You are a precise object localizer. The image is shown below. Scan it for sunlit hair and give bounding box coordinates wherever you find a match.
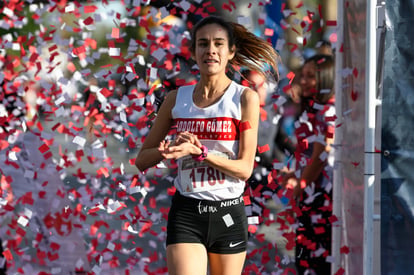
[304,54,335,103]
[189,16,279,81]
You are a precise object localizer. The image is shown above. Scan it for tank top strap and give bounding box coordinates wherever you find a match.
[176,85,196,105]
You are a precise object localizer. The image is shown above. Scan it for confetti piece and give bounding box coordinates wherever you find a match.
[83,5,98,13]
[248,216,260,225]
[109,48,121,56]
[264,28,274,37]
[222,213,235,227]
[326,20,337,26]
[353,67,359,78]
[351,90,358,101]
[38,143,50,153]
[111,28,120,39]
[340,246,350,254]
[17,216,29,227]
[72,136,86,147]
[239,121,251,131]
[83,17,94,25]
[238,16,251,26]
[3,250,12,261]
[258,144,270,153]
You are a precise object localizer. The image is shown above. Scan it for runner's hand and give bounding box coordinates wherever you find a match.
[174,131,202,148]
[158,139,201,160]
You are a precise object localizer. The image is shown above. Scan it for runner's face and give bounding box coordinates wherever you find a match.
[300,61,318,98]
[192,23,235,76]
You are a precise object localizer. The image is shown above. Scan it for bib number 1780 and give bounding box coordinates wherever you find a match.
[189,167,226,190]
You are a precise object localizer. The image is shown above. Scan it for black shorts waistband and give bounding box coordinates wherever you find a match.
[173,191,244,208]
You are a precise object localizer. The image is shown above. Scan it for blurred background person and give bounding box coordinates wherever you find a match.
[282,54,336,275]
[240,69,297,220]
[316,40,334,56]
[241,69,296,169]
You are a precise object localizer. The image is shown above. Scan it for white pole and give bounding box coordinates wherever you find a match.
[332,0,344,272]
[364,0,377,273]
[372,2,386,274]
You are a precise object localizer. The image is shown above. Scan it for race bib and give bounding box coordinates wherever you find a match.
[179,151,237,193]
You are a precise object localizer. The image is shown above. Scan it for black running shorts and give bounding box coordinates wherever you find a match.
[166,191,248,254]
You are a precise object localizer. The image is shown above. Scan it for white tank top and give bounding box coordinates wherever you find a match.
[171,81,246,200]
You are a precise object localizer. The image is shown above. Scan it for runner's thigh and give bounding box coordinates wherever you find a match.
[208,251,247,275]
[167,243,208,275]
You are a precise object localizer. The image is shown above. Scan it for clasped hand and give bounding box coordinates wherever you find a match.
[158,131,202,160]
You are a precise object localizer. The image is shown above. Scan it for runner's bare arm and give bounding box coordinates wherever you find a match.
[135,91,177,172]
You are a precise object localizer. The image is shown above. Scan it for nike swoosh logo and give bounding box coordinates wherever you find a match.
[229,241,244,248]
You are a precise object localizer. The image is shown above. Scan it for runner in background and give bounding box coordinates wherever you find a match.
[283,54,336,275]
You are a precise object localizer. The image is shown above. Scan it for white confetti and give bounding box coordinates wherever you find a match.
[24,170,35,179]
[237,16,251,27]
[319,151,328,161]
[12,43,20,51]
[54,106,65,117]
[51,267,62,274]
[107,242,115,251]
[152,48,166,61]
[247,216,260,225]
[273,162,284,170]
[65,3,75,12]
[3,7,14,18]
[55,96,66,106]
[8,151,17,161]
[91,265,101,274]
[222,213,234,227]
[17,216,29,227]
[180,0,191,11]
[109,47,120,56]
[73,136,86,147]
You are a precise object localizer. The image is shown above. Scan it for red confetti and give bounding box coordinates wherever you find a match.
[83,16,94,25]
[340,245,350,254]
[314,226,325,235]
[287,42,298,52]
[0,140,10,150]
[264,28,274,37]
[353,67,359,78]
[243,195,251,205]
[328,215,339,224]
[111,27,120,39]
[222,3,232,12]
[16,227,26,237]
[286,71,296,84]
[351,90,358,101]
[83,5,98,13]
[326,20,337,26]
[239,121,251,131]
[248,224,257,234]
[3,249,13,261]
[258,144,270,153]
[351,161,360,167]
[335,268,346,275]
